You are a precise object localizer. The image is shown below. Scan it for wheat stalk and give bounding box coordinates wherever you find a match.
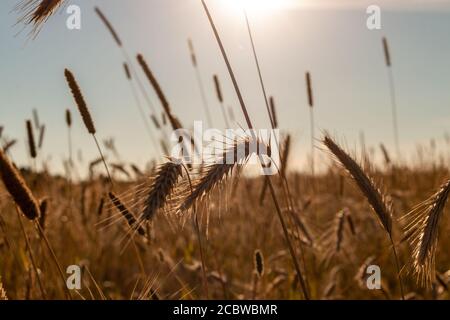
[0,150,40,220]
[64,68,113,186]
[382,37,400,160]
[201,0,309,299]
[323,135,392,234]
[401,179,450,286]
[323,134,405,299]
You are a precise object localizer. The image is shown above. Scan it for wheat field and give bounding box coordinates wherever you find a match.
[1,0,450,301]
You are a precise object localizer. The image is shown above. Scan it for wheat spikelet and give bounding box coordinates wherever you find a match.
[323,135,393,234]
[26,120,37,159]
[108,192,145,236]
[141,161,183,221]
[0,150,40,220]
[94,7,122,47]
[64,69,96,134]
[179,138,253,212]
[16,0,64,35]
[402,179,450,286]
[254,250,264,277]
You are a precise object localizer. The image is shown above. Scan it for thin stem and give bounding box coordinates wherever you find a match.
[16,208,47,299]
[182,163,209,299]
[389,235,405,300]
[127,77,161,155]
[92,134,114,187]
[244,10,274,129]
[309,107,315,178]
[201,0,309,299]
[220,101,230,128]
[35,221,72,299]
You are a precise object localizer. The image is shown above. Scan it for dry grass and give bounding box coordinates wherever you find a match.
[2,0,450,302]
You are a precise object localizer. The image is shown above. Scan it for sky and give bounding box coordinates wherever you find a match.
[1,0,450,176]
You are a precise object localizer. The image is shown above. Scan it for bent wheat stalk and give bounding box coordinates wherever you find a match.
[323,134,404,299]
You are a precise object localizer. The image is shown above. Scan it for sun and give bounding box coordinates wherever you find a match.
[224,0,294,14]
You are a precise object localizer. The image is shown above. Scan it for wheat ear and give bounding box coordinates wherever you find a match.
[0,150,40,220]
[401,179,450,286]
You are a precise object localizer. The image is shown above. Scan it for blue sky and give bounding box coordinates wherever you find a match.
[1,0,450,175]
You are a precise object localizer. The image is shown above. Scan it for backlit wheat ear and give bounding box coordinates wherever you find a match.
[179,138,253,212]
[323,134,406,299]
[64,69,96,134]
[16,0,64,36]
[401,179,450,287]
[140,161,183,221]
[0,150,40,220]
[323,135,392,234]
[26,120,37,159]
[108,192,145,236]
[254,250,265,278]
